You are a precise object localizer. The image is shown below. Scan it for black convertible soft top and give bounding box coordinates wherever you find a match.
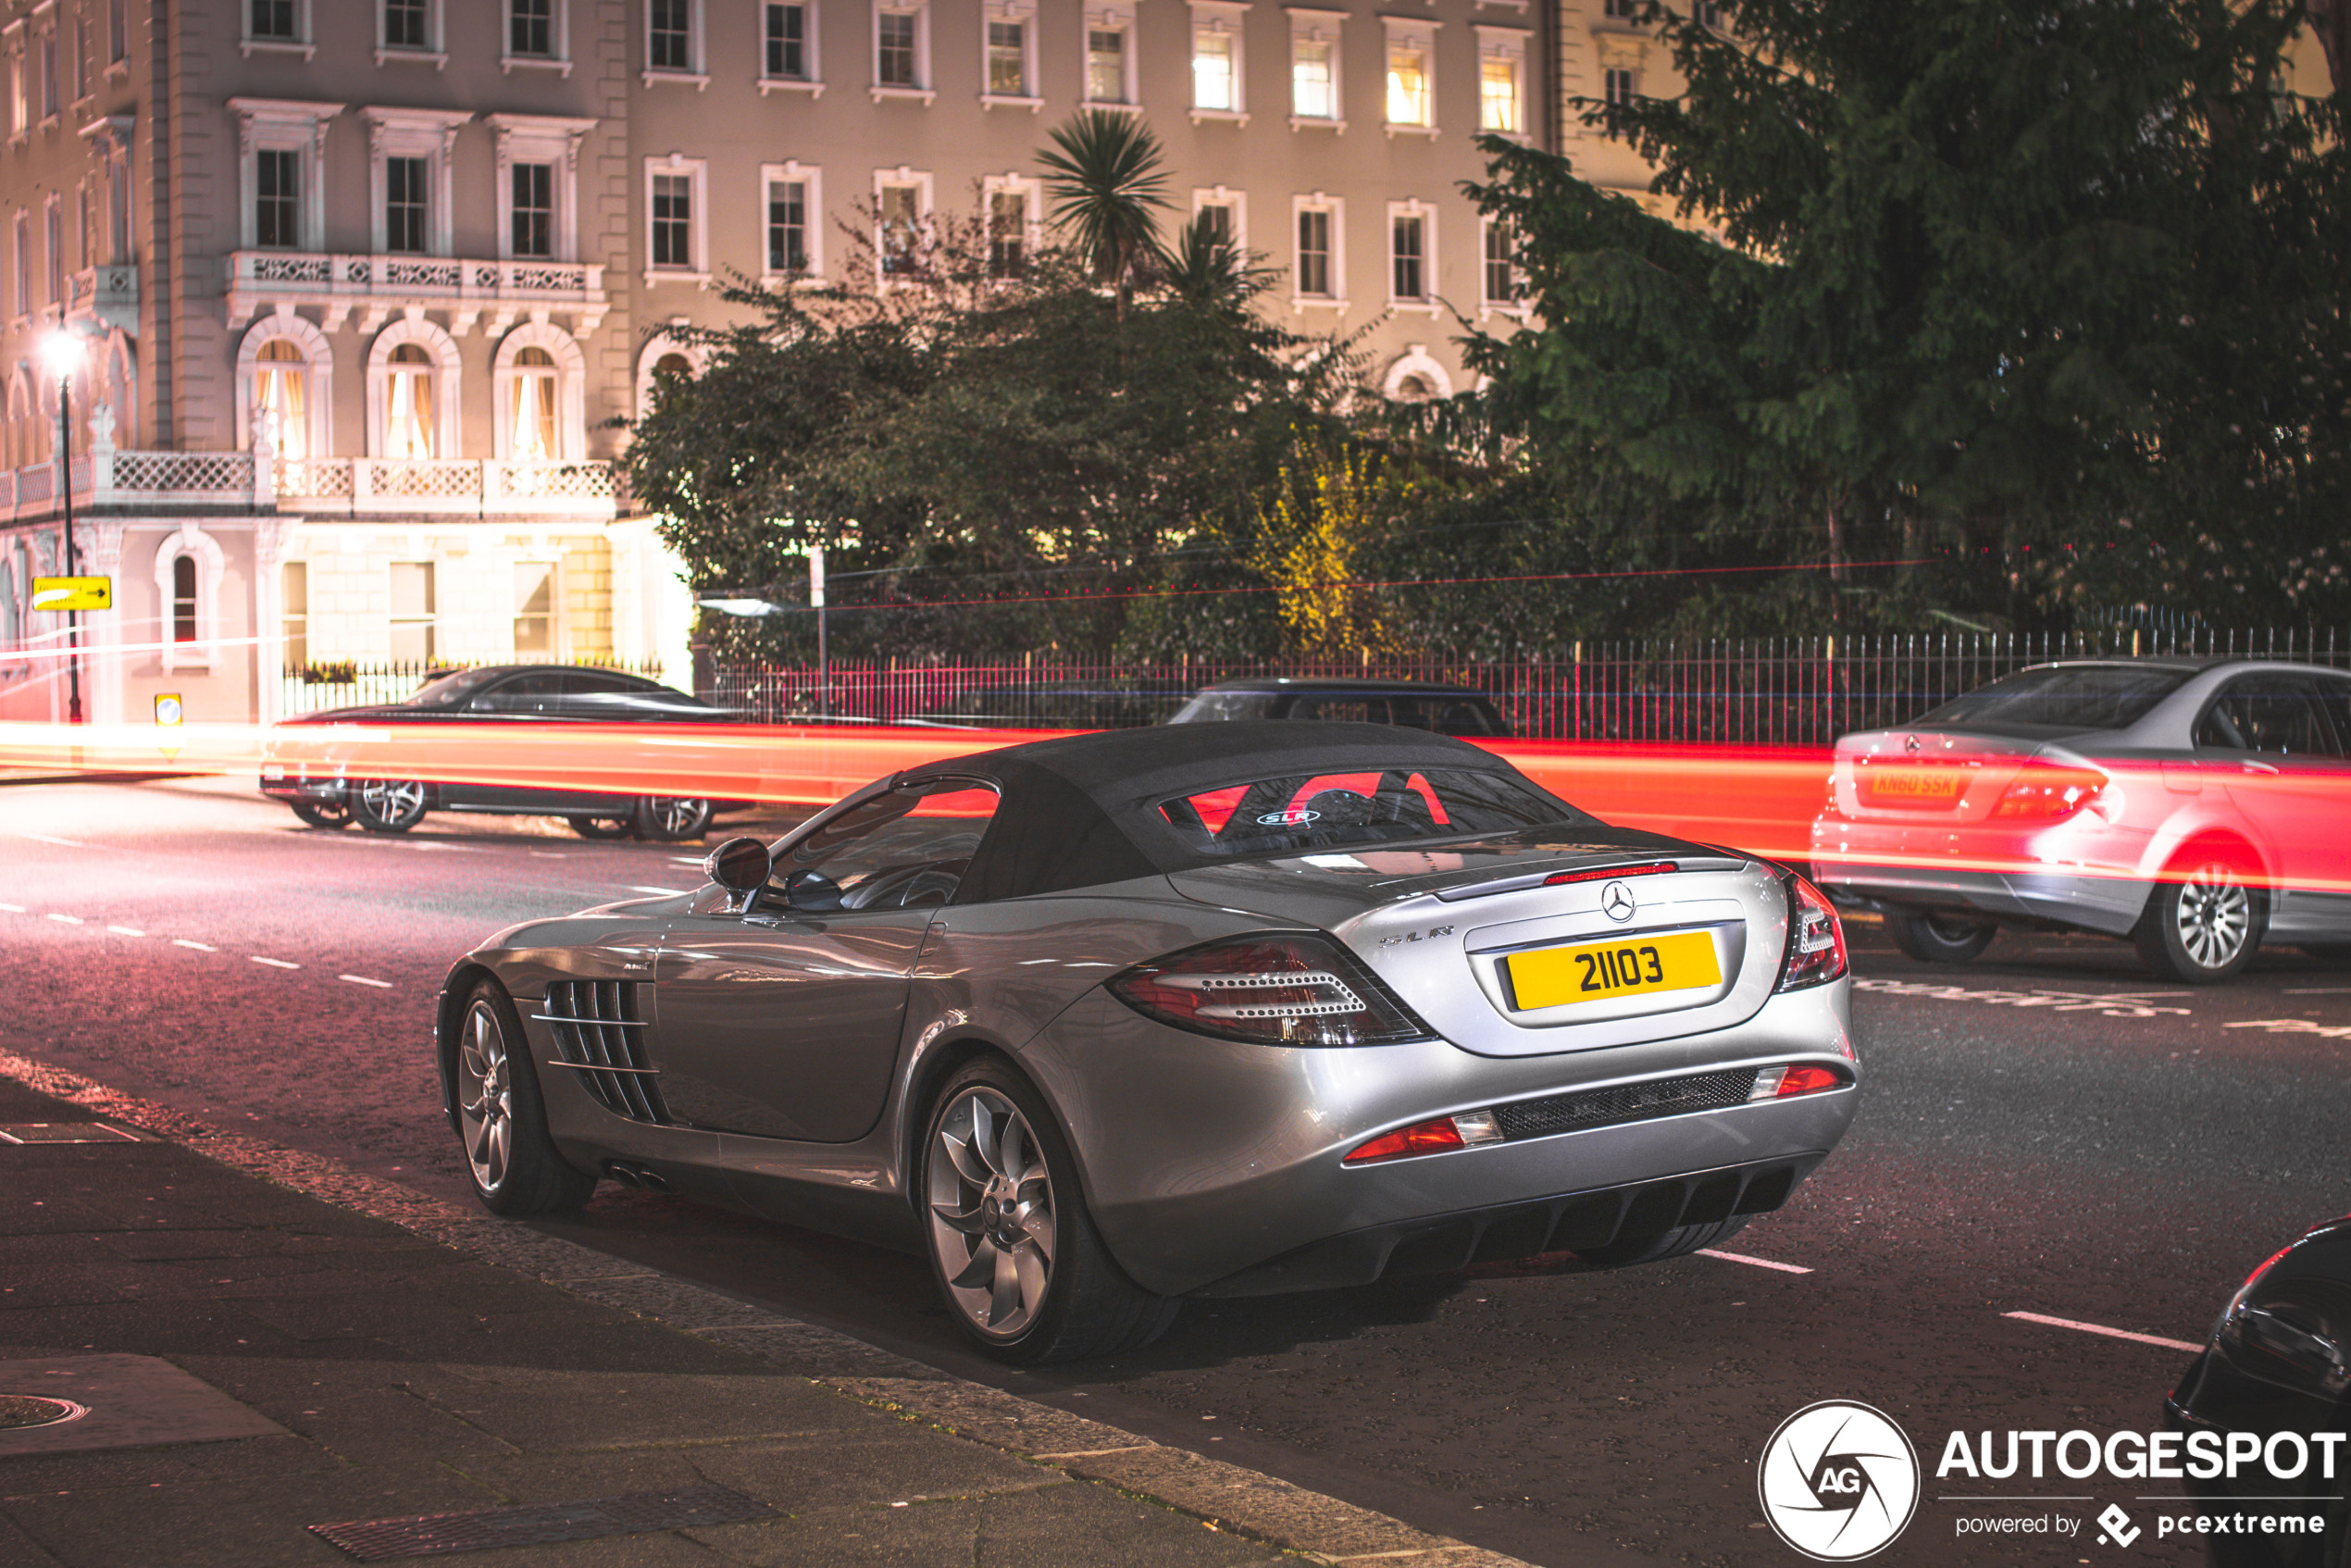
[894,721,1566,902]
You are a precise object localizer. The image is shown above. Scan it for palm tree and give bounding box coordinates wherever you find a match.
[1036,109,1172,318]
[1160,211,1274,316]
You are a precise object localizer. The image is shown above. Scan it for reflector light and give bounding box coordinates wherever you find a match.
[1990,762,2109,820]
[1777,874,1849,991]
[1109,934,1435,1048]
[1344,1116,1470,1164]
[1544,861,1677,886]
[1748,1064,1849,1100]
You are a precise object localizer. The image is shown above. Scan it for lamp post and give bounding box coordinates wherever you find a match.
[42,330,84,725]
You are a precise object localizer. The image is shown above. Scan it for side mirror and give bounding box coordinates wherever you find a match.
[703,837,772,910]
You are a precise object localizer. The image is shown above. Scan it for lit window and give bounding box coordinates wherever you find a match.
[511,346,559,462]
[282,561,309,669]
[1480,54,1521,133]
[649,0,692,69]
[1296,206,1331,296]
[877,11,917,85]
[389,562,436,665]
[989,189,1026,278]
[652,173,693,268]
[385,344,436,459]
[989,20,1026,94]
[1292,37,1334,118]
[767,178,807,272]
[514,563,554,654]
[1390,210,1425,301]
[1192,27,1234,111]
[172,556,198,644]
[511,164,554,258]
[385,156,428,255]
[255,149,299,248]
[1386,44,1428,126]
[878,182,921,274]
[766,2,809,77]
[256,339,310,461]
[1087,26,1127,103]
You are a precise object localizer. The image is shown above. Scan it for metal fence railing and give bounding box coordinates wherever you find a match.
[279,657,667,717]
[707,625,2350,745]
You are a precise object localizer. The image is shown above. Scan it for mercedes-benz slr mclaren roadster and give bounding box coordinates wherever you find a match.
[437,723,1860,1362]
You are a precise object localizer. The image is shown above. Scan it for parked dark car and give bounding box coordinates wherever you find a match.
[1168,678,1513,738]
[2169,1216,2351,1564]
[260,665,745,840]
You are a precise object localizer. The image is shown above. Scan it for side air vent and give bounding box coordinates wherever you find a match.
[1494,1067,1759,1141]
[535,981,668,1125]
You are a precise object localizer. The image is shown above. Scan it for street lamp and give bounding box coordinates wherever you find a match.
[41,329,85,724]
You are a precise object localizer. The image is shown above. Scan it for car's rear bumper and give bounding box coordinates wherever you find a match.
[1019,982,1857,1298]
[1810,818,2153,936]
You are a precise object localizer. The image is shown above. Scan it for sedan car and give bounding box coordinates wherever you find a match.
[1167,677,1513,737]
[438,721,1858,1362]
[1812,658,2351,983]
[2168,1217,2351,1565]
[261,664,742,840]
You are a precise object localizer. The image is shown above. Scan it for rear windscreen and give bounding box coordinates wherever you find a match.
[1910,666,2192,732]
[1156,767,1586,857]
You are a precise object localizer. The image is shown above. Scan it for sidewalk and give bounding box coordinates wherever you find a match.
[0,1060,1526,1568]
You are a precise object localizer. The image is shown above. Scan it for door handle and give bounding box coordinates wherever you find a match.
[2240,760,2281,775]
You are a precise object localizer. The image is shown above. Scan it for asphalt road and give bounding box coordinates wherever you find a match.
[6,775,2351,1567]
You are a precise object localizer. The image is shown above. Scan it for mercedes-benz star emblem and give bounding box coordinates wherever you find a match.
[1601,880,1637,923]
[1903,734,1922,754]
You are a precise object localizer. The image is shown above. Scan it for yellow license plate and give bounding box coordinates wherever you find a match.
[1863,767,1965,800]
[1506,930,1723,1011]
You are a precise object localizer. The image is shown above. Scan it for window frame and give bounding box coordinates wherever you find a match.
[981,171,1040,280]
[489,114,594,264]
[873,166,933,282]
[1286,7,1344,130]
[979,0,1038,108]
[388,559,438,666]
[360,106,466,258]
[1188,0,1247,122]
[376,0,446,66]
[241,0,315,59]
[155,527,226,674]
[761,0,823,93]
[871,0,932,100]
[1191,185,1248,254]
[643,155,710,283]
[1474,24,1528,138]
[230,97,341,254]
[504,0,572,75]
[1081,2,1138,107]
[491,321,586,464]
[1380,16,1437,134]
[235,310,336,459]
[1290,192,1343,307]
[1386,198,1433,308]
[642,0,708,85]
[760,159,825,281]
[1478,215,1526,317]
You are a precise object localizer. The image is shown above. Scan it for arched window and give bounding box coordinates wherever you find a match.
[511,345,558,461]
[385,343,436,458]
[172,554,197,643]
[255,339,309,460]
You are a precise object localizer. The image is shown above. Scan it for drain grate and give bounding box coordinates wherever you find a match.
[309,1483,777,1560]
[0,1123,141,1143]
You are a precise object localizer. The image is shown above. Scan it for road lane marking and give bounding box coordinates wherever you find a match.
[250,956,300,970]
[107,926,143,937]
[2225,1018,2351,1039]
[2285,988,2351,995]
[12,832,86,847]
[338,975,393,989]
[172,939,218,952]
[0,902,23,912]
[1698,1249,1812,1275]
[1851,977,2190,1018]
[529,852,569,859]
[2002,1311,2201,1353]
[45,914,82,925]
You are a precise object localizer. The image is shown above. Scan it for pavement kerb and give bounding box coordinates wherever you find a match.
[0,1045,1539,1568]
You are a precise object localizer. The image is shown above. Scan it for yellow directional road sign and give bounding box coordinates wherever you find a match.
[155,694,183,727]
[31,576,110,612]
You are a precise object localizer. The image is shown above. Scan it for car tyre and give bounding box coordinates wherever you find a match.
[353,779,429,833]
[2134,850,2266,984]
[921,1058,1177,1364]
[634,796,714,842]
[568,815,638,840]
[1574,1214,1749,1269]
[453,980,595,1216]
[1886,910,1997,964]
[290,800,352,829]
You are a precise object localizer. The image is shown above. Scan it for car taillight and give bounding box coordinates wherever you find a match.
[1343,1111,1505,1164]
[1543,861,1676,886]
[1778,874,1847,991]
[1748,1064,1848,1098]
[1108,933,1436,1048]
[1991,763,2108,819]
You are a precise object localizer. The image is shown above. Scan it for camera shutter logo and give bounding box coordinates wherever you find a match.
[1757,1400,1921,1561]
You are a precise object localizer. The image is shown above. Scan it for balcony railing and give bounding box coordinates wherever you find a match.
[0,448,623,522]
[225,251,608,334]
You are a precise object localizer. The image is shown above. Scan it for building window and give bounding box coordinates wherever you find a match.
[256,339,310,460]
[1385,39,1429,127]
[384,0,429,49]
[511,163,554,257]
[1603,66,1637,134]
[109,0,128,65]
[384,343,436,458]
[649,0,693,69]
[514,563,554,654]
[389,562,435,665]
[1192,190,1243,250]
[767,2,810,78]
[1481,218,1523,307]
[1479,49,1522,133]
[256,149,299,247]
[1296,205,1332,296]
[1291,32,1337,119]
[767,177,807,272]
[877,10,918,86]
[989,188,1026,277]
[385,156,428,254]
[1389,207,1426,302]
[988,19,1026,94]
[1191,4,1250,118]
[106,156,129,261]
[7,55,23,137]
[282,561,308,670]
[510,346,559,461]
[1085,18,1131,104]
[11,214,27,317]
[877,180,922,275]
[251,0,299,42]
[40,30,58,120]
[43,200,60,307]
[651,172,692,268]
[1694,0,1721,28]
[511,0,554,56]
[1602,0,1640,18]
[172,555,198,644]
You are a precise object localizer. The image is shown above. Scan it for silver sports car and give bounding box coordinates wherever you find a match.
[438,723,1859,1362]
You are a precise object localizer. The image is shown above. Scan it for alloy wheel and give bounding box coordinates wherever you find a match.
[2173,863,2253,972]
[456,1000,514,1193]
[357,778,426,827]
[927,1088,1056,1339]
